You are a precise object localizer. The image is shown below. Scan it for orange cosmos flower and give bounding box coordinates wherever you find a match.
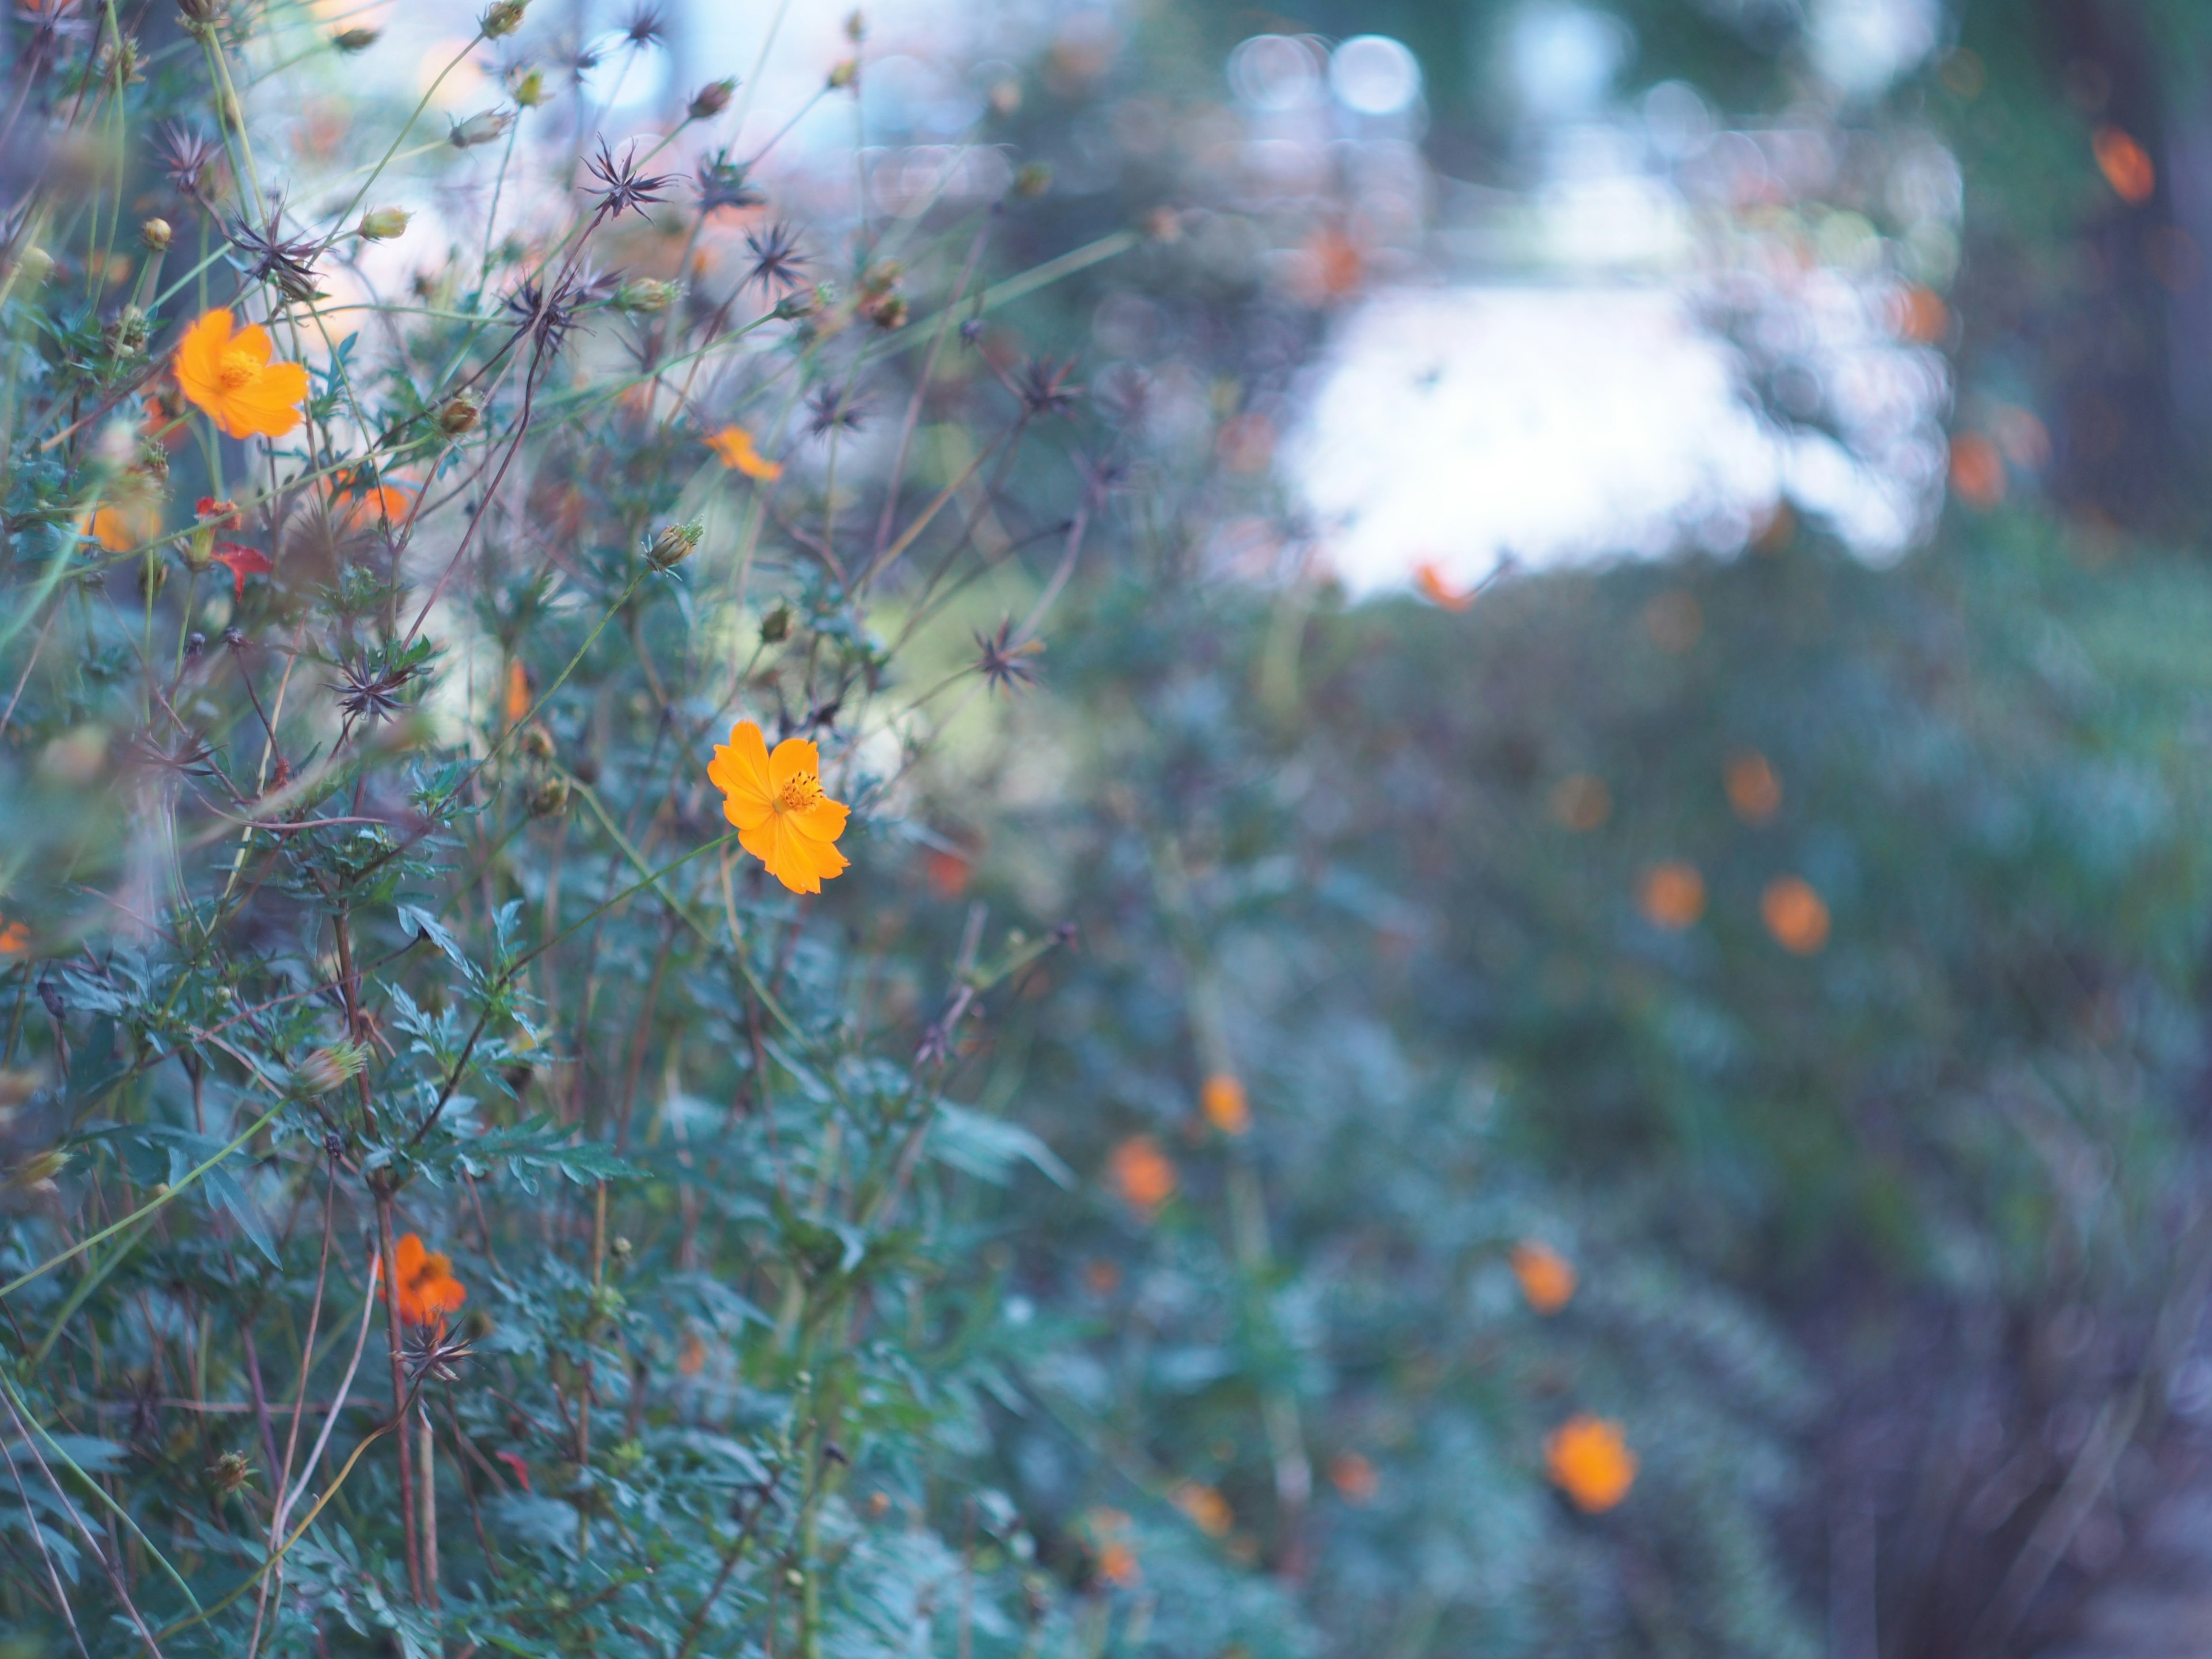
[1510,1240,1577,1314]
[706,424,783,481]
[0,919,30,956]
[709,720,850,895]
[1109,1134,1177,1214]
[175,308,309,439]
[1545,1414,1636,1513]
[1170,1480,1234,1537]
[2093,124,2155,204]
[1329,1452,1379,1505]
[1199,1071,1251,1135]
[391,1232,467,1327]
[1637,862,1705,930]
[1762,876,1830,955]
[504,659,533,726]
[1413,560,1475,611]
[1949,433,2005,509]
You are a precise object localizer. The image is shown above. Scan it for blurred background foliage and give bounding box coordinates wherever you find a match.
[8,0,2212,1654]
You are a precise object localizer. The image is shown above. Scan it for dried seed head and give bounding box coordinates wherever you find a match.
[332,26,379,50]
[357,206,410,241]
[613,277,678,315]
[450,108,515,148]
[529,775,571,817]
[646,520,703,569]
[288,1042,368,1097]
[520,722,556,760]
[480,0,527,37]
[139,216,172,252]
[437,390,483,434]
[688,78,735,119]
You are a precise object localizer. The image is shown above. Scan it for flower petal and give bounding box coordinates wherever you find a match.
[230,321,275,367]
[721,721,772,791]
[788,795,849,842]
[769,737,820,789]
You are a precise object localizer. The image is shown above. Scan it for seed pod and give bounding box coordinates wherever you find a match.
[647,521,703,570]
[450,108,514,149]
[357,206,410,241]
[332,26,378,50]
[828,58,858,90]
[140,217,173,252]
[688,78,736,119]
[614,278,678,315]
[437,390,482,434]
[520,722,555,760]
[529,775,571,817]
[480,0,526,38]
[760,603,793,643]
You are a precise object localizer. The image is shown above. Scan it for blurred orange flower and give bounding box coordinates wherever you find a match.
[1413,561,1474,611]
[1637,862,1705,930]
[1097,1541,1141,1587]
[0,920,29,956]
[1200,1071,1250,1135]
[1170,1479,1233,1537]
[1109,1135,1177,1214]
[1949,434,2006,509]
[708,721,850,895]
[393,1233,467,1327]
[707,424,783,480]
[1328,1452,1380,1505]
[2093,124,2156,204]
[1549,774,1611,832]
[1761,876,1830,955]
[504,659,532,726]
[1546,1414,1636,1512]
[175,308,308,439]
[1511,1240,1577,1314]
[1725,752,1782,824]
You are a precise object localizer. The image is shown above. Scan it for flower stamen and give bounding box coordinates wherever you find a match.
[777,772,823,814]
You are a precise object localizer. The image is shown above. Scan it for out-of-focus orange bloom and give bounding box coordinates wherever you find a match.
[84,502,153,553]
[1512,1240,1578,1313]
[1413,561,1474,611]
[0,920,30,955]
[1549,774,1611,833]
[2093,125,2156,204]
[1949,434,2006,509]
[1892,284,1950,343]
[1082,1257,1123,1296]
[1329,1452,1379,1505]
[1546,1414,1636,1512]
[677,1329,707,1376]
[1097,1541,1141,1586]
[1762,876,1830,955]
[1726,752,1782,824]
[707,424,783,480]
[1109,1135,1177,1214]
[392,1232,467,1327]
[923,847,971,898]
[175,308,308,439]
[1200,1071,1251,1135]
[1170,1480,1233,1537]
[504,659,532,726]
[1637,863,1705,930]
[1302,224,1365,301]
[707,721,850,895]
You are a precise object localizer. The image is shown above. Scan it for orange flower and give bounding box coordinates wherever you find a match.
[1199,1071,1251,1135]
[706,424,783,481]
[1109,1135,1177,1214]
[1761,876,1830,955]
[2093,124,2155,204]
[1725,751,1782,824]
[1328,1452,1379,1505]
[1170,1480,1234,1537]
[1636,862,1705,930]
[175,309,309,439]
[85,501,157,553]
[504,659,532,726]
[1413,561,1474,611]
[708,720,850,895]
[1546,1414,1636,1512]
[392,1232,467,1328]
[0,920,30,955]
[1949,433,2005,509]
[1548,774,1611,832]
[1510,1240,1577,1314]
[1096,1541,1141,1588]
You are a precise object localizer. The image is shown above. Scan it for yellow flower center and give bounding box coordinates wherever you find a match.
[776,772,824,815]
[217,348,260,391]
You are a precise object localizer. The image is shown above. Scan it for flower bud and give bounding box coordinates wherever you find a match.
[759,603,793,643]
[107,307,150,358]
[437,391,482,434]
[140,216,172,252]
[688,78,735,119]
[207,1451,254,1495]
[863,292,907,330]
[520,722,556,760]
[771,285,826,322]
[844,9,865,41]
[828,58,858,90]
[332,26,378,51]
[512,66,548,107]
[136,554,169,600]
[10,247,52,288]
[529,775,571,817]
[5,1147,69,1193]
[646,521,703,570]
[287,1042,366,1097]
[450,108,515,149]
[1014,161,1052,199]
[176,0,220,28]
[357,206,410,241]
[614,277,677,315]
[480,0,526,38]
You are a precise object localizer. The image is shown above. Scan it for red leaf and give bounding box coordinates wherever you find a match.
[211,541,272,600]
